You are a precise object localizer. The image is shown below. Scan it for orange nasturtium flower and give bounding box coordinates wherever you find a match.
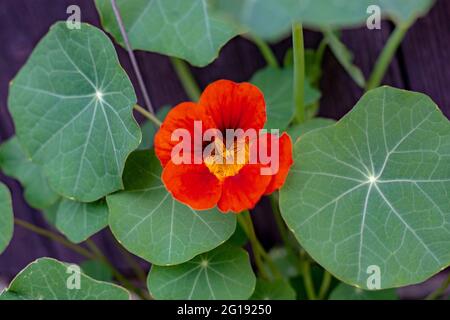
[154,80,293,213]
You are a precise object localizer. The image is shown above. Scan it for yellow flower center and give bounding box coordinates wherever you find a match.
[204,138,249,181]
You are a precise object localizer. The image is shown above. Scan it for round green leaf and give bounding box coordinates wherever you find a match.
[0,183,13,254]
[95,0,239,67]
[287,118,336,143]
[280,87,450,289]
[80,260,113,282]
[8,22,141,202]
[55,199,109,243]
[0,258,129,300]
[148,245,256,299]
[107,150,236,265]
[0,137,59,209]
[329,283,397,300]
[251,67,320,131]
[250,279,296,300]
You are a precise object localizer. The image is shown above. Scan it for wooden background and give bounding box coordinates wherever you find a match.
[1,0,449,298]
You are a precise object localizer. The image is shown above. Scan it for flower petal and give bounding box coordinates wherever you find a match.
[199,80,266,132]
[263,133,294,194]
[154,102,213,167]
[162,161,222,210]
[218,164,271,213]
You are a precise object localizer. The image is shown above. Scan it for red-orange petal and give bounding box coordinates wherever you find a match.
[162,161,222,210]
[154,102,214,167]
[199,80,267,132]
[264,133,294,195]
[217,164,271,213]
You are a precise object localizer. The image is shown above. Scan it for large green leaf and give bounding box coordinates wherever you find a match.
[8,22,141,202]
[329,283,398,300]
[107,150,236,265]
[95,0,238,67]
[250,67,320,131]
[0,137,59,209]
[0,258,129,300]
[280,87,450,289]
[148,245,255,299]
[55,199,109,243]
[80,260,113,282]
[250,279,296,300]
[214,0,434,41]
[0,183,13,254]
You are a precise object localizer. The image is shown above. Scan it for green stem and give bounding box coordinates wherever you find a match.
[237,213,270,280]
[116,242,148,286]
[251,36,279,68]
[301,253,317,300]
[318,270,332,299]
[133,104,161,126]
[366,21,412,91]
[426,273,450,300]
[170,57,201,101]
[269,194,291,250]
[292,22,306,124]
[14,218,95,260]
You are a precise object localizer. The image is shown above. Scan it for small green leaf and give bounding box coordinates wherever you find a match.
[267,247,299,279]
[107,150,236,265]
[251,67,320,130]
[0,137,59,209]
[138,105,171,150]
[0,258,129,300]
[287,118,336,143]
[148,245,256,299]
[8,22,141,202]
[280,87,450,289]
[95,0,239,67]
[80,260,113,282]
[55,199,109,244]
[250,279,296,300]
[329,283,398,300]
[323,30,365,88]
[0,183,13,254]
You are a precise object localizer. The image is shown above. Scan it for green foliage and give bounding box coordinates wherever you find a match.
[138,106,171,150]
[329,282,398,300]
[95,0,239,67]
[8,22,141,202]
[0,258,129,300]
[250,279,296,300]
[280,87,450,289]
[148,244,256,299]
[287,118,336,143]
[80,260,113,282]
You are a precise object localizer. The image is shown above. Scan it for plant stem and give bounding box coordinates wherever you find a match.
[292,22,306,124]
[301,252,317,300]
[85,240,150,300]
[110,0,155,113]
[14,218,95,259]
[318,270,333,299]
[116,241,148,286]
[426,273,450,300]
[237,213,270,280]
[170,57,201,101]
[251,36,279,68]
[366,21,412,91]
[133,104,161,126]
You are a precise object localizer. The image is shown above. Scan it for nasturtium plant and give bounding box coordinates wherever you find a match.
[107,150,236,265]
[8,22,141,202]
[0,183,13,254]
[95,0,239,67]
[147,245,255,299]
[0,258,129,300]
[280,87,450,289]
[1,0,448,302]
